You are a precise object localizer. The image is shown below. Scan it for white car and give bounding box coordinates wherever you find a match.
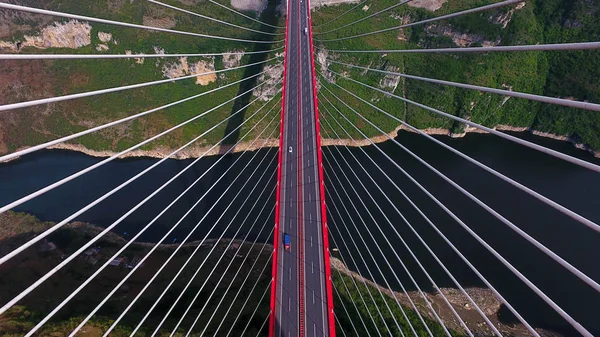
[304,27,308,35]
[288,146,293,153]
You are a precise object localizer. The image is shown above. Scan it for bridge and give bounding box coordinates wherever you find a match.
[0,0,599,336]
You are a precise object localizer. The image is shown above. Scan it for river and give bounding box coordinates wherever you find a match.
[1,131,599,336]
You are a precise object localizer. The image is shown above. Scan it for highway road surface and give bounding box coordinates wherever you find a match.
[275,0,330,335]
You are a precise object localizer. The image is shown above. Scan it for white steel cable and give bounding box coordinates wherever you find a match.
[334,311,350,337]
[323,134,475,337]
[0,3,283,44]
[324,187,415,337]
[207,0,284,29]
[318,80,593,336]
[147,0,284,36]
[222,247,277,337]
[21,90,281,337]
[239,282,274,337]
[323,68,600,174]
[328,232,384,337]
[204,206,277,337]
[77,100,280,337]
[194,227,276,336]
[316,0,522,42]
[0,67,272,163]
[325,225,393,337]
[99,150,279,337]
[0,77,276,266]
[331,278,362,337]
[320,41,600,54]
[38,97,282,335]
[320,106,504,337]
[319,93,541,336]
[143,172,278,336]
[253,307,272,337]
[312,0,369,29]
[328,59,600,113]
[0,48,282,60]
[98,161,277,335]
[327,187,439,337]
[0,57,279,113]
[314,0,413,36]
[330,261,374,336]
[0,80,279,316]
[194,214,276,336]
[328,231,406,337]
[322,74,600,291]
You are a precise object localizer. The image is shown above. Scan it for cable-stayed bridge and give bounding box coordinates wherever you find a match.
[0,0,599,336]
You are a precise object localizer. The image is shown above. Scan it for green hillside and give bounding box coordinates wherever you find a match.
[313,0,600,150]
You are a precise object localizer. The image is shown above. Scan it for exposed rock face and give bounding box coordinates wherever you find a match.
[310,0,361,10]
[191,58,217,85]
[253,63,283,101]
[317,48,334,83]
[162,57,217,85]
[379,65,401,93]
[231,0,267,13]
[488,1,526,28]
[0,20,91,51]
[222,50,244,69]
[424,24,500,47]
[142,16,176,29]
[98,31,113,43]
[406,0,448,11]
[95,44,109,51]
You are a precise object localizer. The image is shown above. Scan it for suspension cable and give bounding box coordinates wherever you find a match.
[0,3,283,44]
[327,186,439,337]
[208,206,277,336]
[332,66,600,166]
[0,66,273,163]
[0,47,282,60]
[328,59,600,113]
[243,283,276,337]
[320,41,600,54]
[326,225,395,337]
[193,226,276,336]
[318,79,593,336]
[0,80,280,315]
[312,0,369,29]
[319,92,541,336]
[74,100,280,337]
[207,0,284,29]
[324,68,600,223]
[19,90,281,336]
[333,311,350,337]
[314,0,413,36]
[315,0,521,42]
[322,73,600,291]
[328,227,409,337]
[320,104,504,336]
[65,111,276,337]
[0,56,279,113]
[331,278,362,337]
[330,257,375,336]
[0,77,277,266]
[99,157,279,337]
[322,125,478,337]
[147,0,284,36]
[145,177,277,336]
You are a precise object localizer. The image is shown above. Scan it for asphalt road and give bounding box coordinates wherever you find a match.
[275,0,329,335]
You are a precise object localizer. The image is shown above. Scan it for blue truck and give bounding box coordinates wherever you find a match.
[284,233,291,251]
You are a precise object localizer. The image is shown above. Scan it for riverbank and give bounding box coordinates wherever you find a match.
[3,122,594,163]
[331,256,559,337]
